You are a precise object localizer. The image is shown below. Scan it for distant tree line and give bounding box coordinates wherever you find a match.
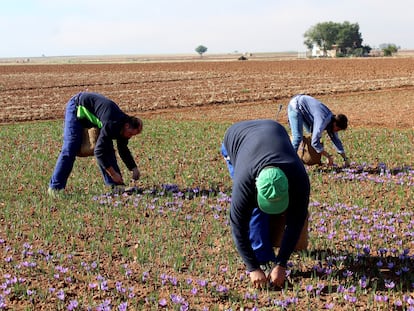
[304,21,399,57]
[379,43,399,56]
[194,22,399,58]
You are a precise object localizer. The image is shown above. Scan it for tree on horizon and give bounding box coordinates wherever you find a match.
[195,45,208,57]
[304,21,371,57]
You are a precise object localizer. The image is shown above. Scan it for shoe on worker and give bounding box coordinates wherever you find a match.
[47,187,63,198]
[111,185,125,195]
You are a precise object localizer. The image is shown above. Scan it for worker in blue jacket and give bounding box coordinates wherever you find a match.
[221,119,310,288]
[287,94,350,166]
[48,92,143,197]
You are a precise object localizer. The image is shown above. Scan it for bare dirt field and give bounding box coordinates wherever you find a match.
[1,57,413,128]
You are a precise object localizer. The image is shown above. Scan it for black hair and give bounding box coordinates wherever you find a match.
[334,114,348,130]
[125,116,143,131]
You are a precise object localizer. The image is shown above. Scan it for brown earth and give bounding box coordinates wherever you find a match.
[1,57,414,128]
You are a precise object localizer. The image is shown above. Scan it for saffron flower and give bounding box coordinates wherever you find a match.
[67,299,78,311]
[57,289,65,301]
[159,298,167,307]
[118,302,127,311]
[385,280,395,289]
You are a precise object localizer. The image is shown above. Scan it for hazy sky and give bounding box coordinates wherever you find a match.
[1,0,413,58]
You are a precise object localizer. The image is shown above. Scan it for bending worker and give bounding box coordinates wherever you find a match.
[287,94,350,166]
[48,92,143,197]
[221,119,310,288]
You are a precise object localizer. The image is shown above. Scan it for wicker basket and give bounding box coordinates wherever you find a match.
[270,213,309,251]
[297,135,322,166]
[77,127,100,157]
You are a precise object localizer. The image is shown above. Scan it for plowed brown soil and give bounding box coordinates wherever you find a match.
[1,57,413,128]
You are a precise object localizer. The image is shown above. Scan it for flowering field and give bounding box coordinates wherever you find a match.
[0,58,413,310]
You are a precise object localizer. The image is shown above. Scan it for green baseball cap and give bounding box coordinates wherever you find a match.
[256,167,289,214]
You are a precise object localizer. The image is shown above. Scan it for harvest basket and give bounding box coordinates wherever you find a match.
[297,135,322,166]
[77,127,100,157]
[270,213,309,251]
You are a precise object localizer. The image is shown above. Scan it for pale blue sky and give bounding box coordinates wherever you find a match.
[1,0,413,58]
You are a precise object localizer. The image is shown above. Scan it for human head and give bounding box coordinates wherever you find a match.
[122,116,143,139]
[333,114,348,132]
[255,167,289,214]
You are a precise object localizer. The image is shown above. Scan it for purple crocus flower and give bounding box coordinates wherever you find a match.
[197,279,208,287]
[67,299,78,311]
[342,270,353,278]
[57,289,65,301]
[394,300,403,307]
[160,273,168,285]
[88,282,98,289]
[142,271,149,282]
[363,245,370,255]
[305,284,313,292]
[337,285,345,293]
[385,280,395,289]
[170,294,185,304]
[118,302,128,311]
[100,281,108,291]
[359,278,367,289]
[116,281,126,293]
[26,289,35,296]
[216,285,228,293]
[128,289,135,299]
[169,276,178,286]
[159,298,167,307]
[96,299,111,311]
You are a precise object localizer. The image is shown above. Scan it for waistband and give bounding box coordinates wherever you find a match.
[71,92,83,106]
[289,94,302,111]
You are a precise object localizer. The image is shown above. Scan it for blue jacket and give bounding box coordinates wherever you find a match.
[295,95,345,154]
[223,120,310,271]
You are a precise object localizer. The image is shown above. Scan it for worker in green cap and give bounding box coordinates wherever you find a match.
[221,119,310,288]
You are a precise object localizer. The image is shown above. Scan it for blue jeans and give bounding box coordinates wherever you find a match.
[49,96,119,190]
[288,99,311,152]
[98,151,121,186]
[221,143,276,264]
[49,97,83,190]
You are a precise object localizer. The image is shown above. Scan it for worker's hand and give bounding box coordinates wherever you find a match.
[106,166,124,185]
[111,172,124,185]
[131,167,140,180]
[342,155,350,167]
[269,265,286,288]
[321,151,334,167]
[249,269,268,289]
[326,155,334,166]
